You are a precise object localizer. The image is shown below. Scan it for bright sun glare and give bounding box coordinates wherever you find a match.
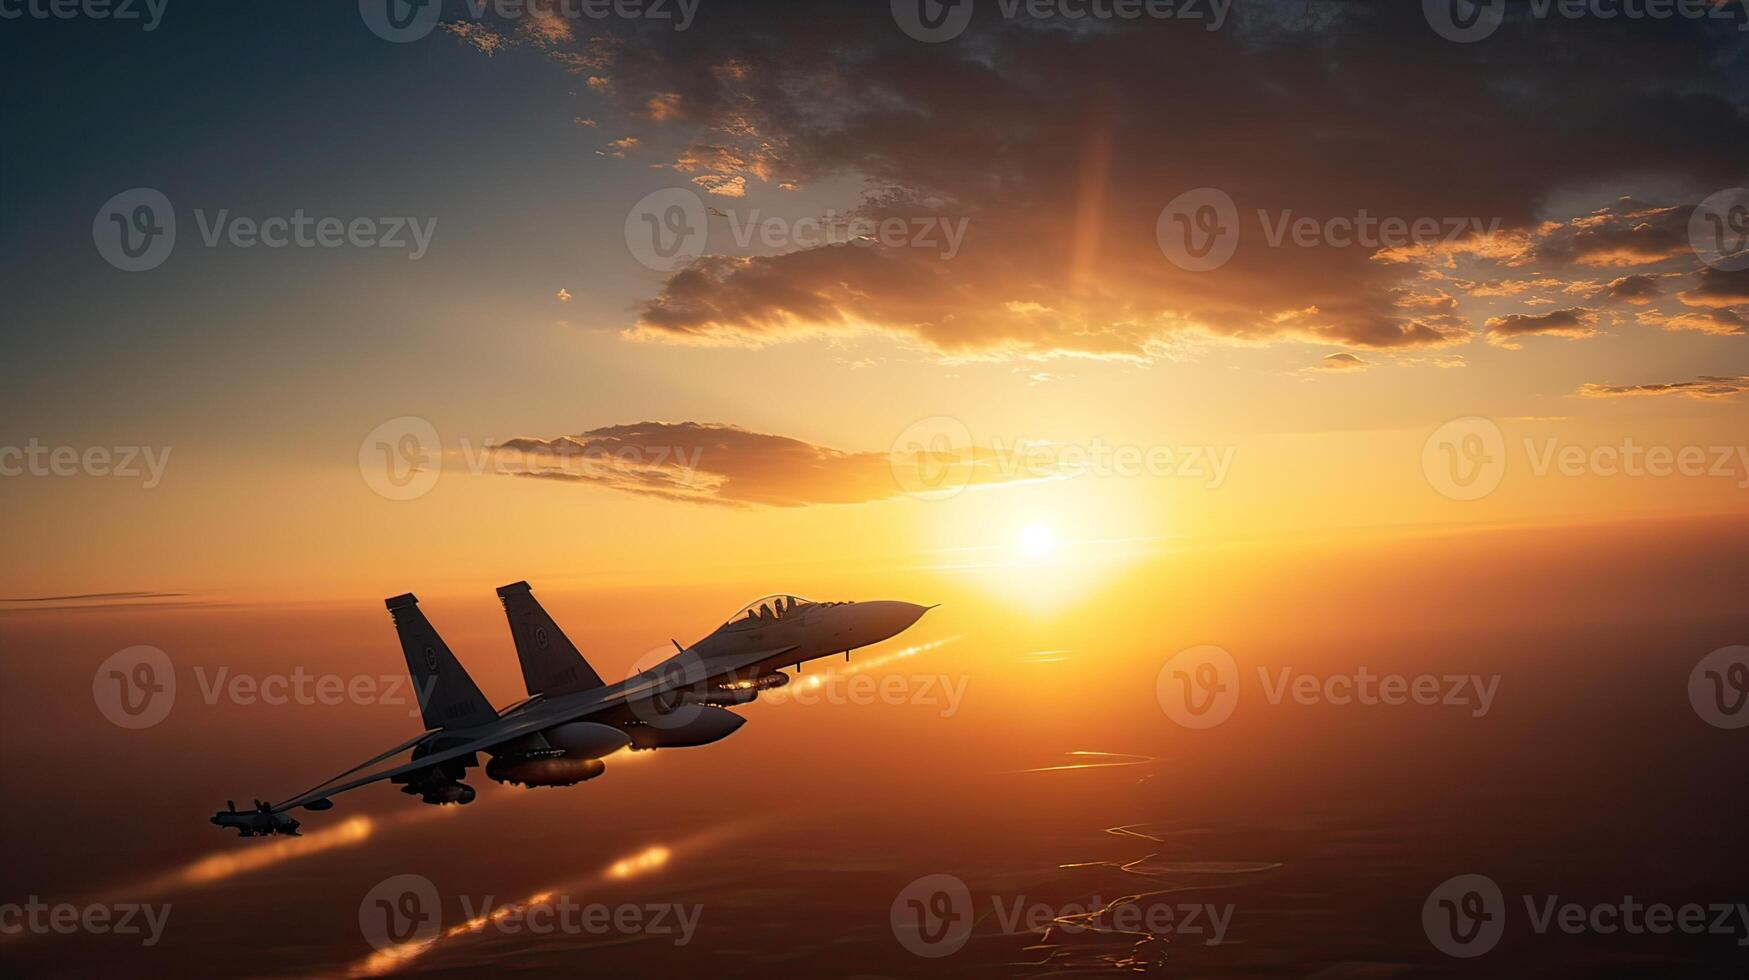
[1015,523,1057,558]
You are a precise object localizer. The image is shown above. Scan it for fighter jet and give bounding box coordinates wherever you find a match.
[215,583,931,831]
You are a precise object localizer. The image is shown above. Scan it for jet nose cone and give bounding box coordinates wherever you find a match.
[864,600,932,641]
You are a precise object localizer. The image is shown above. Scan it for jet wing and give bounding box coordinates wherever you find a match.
[269,643,798,814]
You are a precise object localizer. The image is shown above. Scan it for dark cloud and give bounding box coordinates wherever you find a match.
[1678,266,1749,309]
[1530,199,1695,269]
[0,592,202,613]
[1602,274,1662,304]
[1575,375,1749,399]
[1484,307,1601,346]
[0,591,184,602]
[489,421,1054,507]
[1310,352,1371,371]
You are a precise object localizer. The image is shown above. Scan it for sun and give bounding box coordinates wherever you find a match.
[1015,523,1058,559]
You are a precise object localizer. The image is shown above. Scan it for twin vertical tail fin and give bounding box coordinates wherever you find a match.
[496,581,606,698]
[385,593,500,731]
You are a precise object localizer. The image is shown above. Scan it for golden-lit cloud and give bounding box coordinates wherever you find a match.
[599,136,639,158]
[442,22,509,56]
[1636,307,1746,335]
[643,92,682,120]
[690,174,746,197]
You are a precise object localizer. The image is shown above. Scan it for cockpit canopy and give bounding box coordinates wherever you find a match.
[722,595,815,629]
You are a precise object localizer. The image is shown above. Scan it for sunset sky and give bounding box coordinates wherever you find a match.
[3,1,1746,606]
[5,4,1749,977]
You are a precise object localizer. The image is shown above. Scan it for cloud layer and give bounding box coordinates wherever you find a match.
[450,1,1749,361]
[489,421,1060,507]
